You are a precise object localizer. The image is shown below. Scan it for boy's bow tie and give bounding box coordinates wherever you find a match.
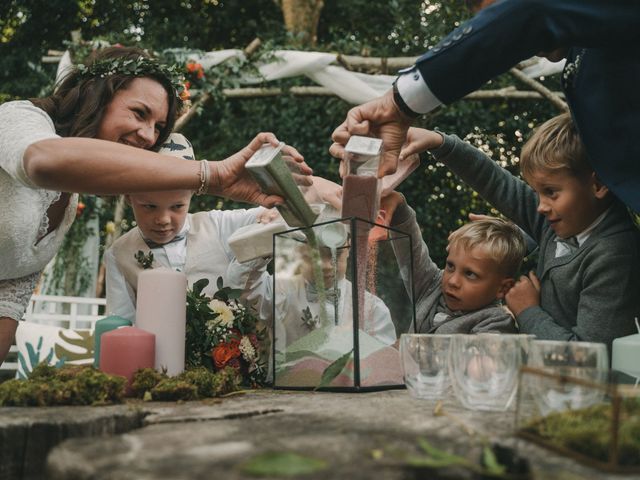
[143,233,186,249]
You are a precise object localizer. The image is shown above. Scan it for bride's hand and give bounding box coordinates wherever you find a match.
[209,132,312,207]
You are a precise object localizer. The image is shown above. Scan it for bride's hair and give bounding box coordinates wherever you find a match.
[30,46,182,150]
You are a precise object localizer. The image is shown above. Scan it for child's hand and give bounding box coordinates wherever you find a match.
[468,213,493,222]
[398,128,444,161]
[379,191,406,224]
[309,176,342,211]
[380,152,420,196]
[505,271,541,316]
[256,208,281,224]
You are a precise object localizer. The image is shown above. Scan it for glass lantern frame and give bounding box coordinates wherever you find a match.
[271,216,417,392]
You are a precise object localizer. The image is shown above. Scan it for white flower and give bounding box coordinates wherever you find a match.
[239,336,256,362]
[209,299,234,328]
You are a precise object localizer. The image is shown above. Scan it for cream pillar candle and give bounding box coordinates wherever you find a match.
[136,268,187,376]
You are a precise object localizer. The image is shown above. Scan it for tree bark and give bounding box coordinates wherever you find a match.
[279,0,324,47]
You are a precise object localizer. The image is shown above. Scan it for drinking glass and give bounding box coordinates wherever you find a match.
[400,334,452,400]
[449,334,531,411]
[527,340,609,413]
[528,340,609,369]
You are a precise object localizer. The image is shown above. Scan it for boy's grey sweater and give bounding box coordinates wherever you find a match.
[429,134,640,349]
[391,202,517,334]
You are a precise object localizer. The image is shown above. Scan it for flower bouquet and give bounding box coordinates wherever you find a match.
[185,277,267,387]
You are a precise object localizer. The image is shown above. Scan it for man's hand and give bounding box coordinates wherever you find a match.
[210,132,312,207]
[329,89,413,178]
[505,271,541,317]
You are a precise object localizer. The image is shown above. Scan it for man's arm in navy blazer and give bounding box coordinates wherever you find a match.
[414,0,640,107]
[330,0,640,177]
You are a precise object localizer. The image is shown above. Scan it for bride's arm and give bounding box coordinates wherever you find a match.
[23,133,309,207]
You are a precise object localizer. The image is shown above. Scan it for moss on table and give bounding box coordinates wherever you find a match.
[521,399,640,467]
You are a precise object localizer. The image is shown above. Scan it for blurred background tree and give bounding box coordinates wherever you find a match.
[1,0,557,294]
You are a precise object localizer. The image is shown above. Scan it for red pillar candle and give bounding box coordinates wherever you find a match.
[100,326,155,395]
[135,268,187,376]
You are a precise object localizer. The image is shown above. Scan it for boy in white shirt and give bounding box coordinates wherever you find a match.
[105,133,263,321]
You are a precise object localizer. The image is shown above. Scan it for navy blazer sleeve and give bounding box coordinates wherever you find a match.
[414,0,640,104]
[408,0,640,211]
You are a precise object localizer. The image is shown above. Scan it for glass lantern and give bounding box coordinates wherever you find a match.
[272,217,415,391]
[515,366,640,473]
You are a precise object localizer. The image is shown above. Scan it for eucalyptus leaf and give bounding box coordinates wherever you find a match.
[482,445,507,475]
[240,452,327,476]
[315,349,352,390]
[407,455,464,469]
[193,278,210,297]
[417,438,469,464]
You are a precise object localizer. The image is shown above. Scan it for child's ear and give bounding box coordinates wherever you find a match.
[496,278,515,300]
[591,172,609,200]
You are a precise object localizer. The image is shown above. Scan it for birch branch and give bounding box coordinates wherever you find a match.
[509,67,568,112]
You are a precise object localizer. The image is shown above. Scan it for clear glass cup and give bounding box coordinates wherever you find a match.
[527,340,609,414]
[400,334,452,400]
[528,340,609,369]
[449,334,532,411]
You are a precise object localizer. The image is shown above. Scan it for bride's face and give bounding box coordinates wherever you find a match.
[96,77,169,150]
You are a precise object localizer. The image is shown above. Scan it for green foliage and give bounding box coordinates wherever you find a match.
[406,438,517,478]
[185,278,219,370]
[150,378,198,401]
[0,363,126,406]
[240,452,328,477]
[522,399,640,467]
[130,367,166,398]
[134,250,154,269]
[316,349,352,390]
[130,365,241,401]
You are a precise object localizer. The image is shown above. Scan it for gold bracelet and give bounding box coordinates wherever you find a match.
[195,160,210,195]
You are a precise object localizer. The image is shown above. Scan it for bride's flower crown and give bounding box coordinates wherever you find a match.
[76,55,188,103]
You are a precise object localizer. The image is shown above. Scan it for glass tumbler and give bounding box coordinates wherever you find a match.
[400,334,452,399]
[449,334,531,411]
[527,340,609,413]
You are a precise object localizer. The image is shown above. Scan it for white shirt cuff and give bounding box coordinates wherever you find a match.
[396,69,442,114]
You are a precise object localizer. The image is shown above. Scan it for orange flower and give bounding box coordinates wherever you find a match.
[212,338,241,369]
[76,201,86,218]
[186,62,205,80]
[179,85,191,101]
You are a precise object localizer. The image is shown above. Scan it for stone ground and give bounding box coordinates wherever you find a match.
[1,389,639,480]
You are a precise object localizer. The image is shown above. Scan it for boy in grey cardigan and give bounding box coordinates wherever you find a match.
[389,196,526,334]
[398,113,640,350]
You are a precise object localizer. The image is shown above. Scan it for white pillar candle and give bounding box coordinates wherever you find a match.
[135,268,187,376]
[612,318,640,377]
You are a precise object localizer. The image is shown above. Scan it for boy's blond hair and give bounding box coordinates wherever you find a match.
[520,112,592,181]
[448,218,526,277]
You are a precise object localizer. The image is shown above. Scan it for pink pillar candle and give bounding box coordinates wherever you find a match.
[100,326,155,395]
[135,268,187,376]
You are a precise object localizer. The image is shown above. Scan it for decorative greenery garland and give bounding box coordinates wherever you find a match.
[76,53,188,103]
